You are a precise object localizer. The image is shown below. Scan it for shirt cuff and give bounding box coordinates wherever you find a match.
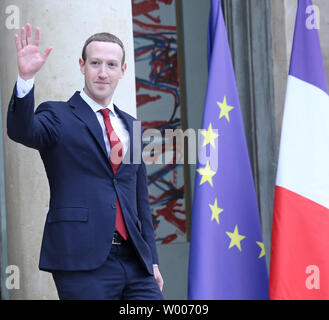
[16,74,35,98]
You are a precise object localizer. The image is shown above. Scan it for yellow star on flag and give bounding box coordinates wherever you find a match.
[256,241,266,258]
[217,96,234,122]
[226,225,246,252]
[201,123,219,149]
[209,198,223,224]
[196,161,216,187]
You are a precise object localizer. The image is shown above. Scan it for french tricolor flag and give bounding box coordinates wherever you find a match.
[270,0,329,299]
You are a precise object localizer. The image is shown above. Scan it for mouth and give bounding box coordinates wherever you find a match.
[95,81,109,85]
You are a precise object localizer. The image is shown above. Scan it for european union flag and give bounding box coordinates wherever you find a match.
[188,0,269,300]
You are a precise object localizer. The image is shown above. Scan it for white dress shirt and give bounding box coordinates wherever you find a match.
[15,75,130,158]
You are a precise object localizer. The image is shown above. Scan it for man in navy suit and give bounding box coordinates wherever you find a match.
[7,24,164,300]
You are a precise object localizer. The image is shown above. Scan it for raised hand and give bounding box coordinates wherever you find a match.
[15,24,53,80]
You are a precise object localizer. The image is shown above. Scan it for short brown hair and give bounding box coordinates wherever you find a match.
[81,32,125,65]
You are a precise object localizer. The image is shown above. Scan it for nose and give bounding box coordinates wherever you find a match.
[98,63,107,79]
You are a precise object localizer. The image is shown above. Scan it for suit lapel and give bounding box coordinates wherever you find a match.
[68,92,113,174]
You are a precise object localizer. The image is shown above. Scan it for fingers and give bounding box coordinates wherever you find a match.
[20,26,26,47]
[34,27,40,47]
[153,267,164,291]
[17,24,40,49]
[26,23,32,45]
[16,24,53,60]
[14,33,21,52]
[157,277,164,291]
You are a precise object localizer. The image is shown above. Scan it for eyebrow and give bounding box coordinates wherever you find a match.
[89,57,120,62]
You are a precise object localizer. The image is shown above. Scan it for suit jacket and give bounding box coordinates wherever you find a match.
[7,85,158,275]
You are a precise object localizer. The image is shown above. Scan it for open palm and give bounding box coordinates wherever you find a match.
[15,24,52,80]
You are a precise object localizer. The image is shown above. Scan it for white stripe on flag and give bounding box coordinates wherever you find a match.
[276,76,329,209]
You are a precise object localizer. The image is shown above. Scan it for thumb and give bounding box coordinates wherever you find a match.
[42,46,53,60]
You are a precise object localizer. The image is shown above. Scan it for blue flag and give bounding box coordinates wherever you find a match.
[188,0,269,300]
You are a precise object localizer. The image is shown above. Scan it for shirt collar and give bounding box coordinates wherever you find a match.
[80,89,116,117]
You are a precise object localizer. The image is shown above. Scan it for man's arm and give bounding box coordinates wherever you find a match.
[136,159,164,291]
[7,83,61,149]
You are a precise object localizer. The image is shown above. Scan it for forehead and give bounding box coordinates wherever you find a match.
[85,41,123,60]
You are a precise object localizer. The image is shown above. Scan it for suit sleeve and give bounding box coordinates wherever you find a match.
[7,83,61,150]
[136,157,159,265]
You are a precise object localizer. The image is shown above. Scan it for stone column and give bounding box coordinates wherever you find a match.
[0,0,135,299]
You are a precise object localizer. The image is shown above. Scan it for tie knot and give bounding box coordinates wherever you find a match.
[99,108,110,119]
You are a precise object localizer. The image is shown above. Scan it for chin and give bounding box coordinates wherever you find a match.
[89,89,105,98]
[95,94,112,105]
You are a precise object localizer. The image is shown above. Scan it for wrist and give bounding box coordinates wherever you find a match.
[19,73,36,81]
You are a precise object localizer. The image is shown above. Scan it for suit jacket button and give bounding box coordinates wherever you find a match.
[113,178,117,185]
[112,203,117,209]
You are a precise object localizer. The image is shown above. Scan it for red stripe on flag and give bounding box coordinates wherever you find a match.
[270,186,329,299]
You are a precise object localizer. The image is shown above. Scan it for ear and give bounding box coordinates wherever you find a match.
[120,62,127,79]
[79,58,85,75]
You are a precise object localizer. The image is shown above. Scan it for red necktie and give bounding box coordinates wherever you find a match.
[99,108,128,240]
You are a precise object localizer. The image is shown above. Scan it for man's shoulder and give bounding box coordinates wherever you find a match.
[38,100,68,109]
[36,97,72,115]
[114,104,138,122]
[40,91,81,109]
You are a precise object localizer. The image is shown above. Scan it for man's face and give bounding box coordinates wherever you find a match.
[79,41,126,107]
